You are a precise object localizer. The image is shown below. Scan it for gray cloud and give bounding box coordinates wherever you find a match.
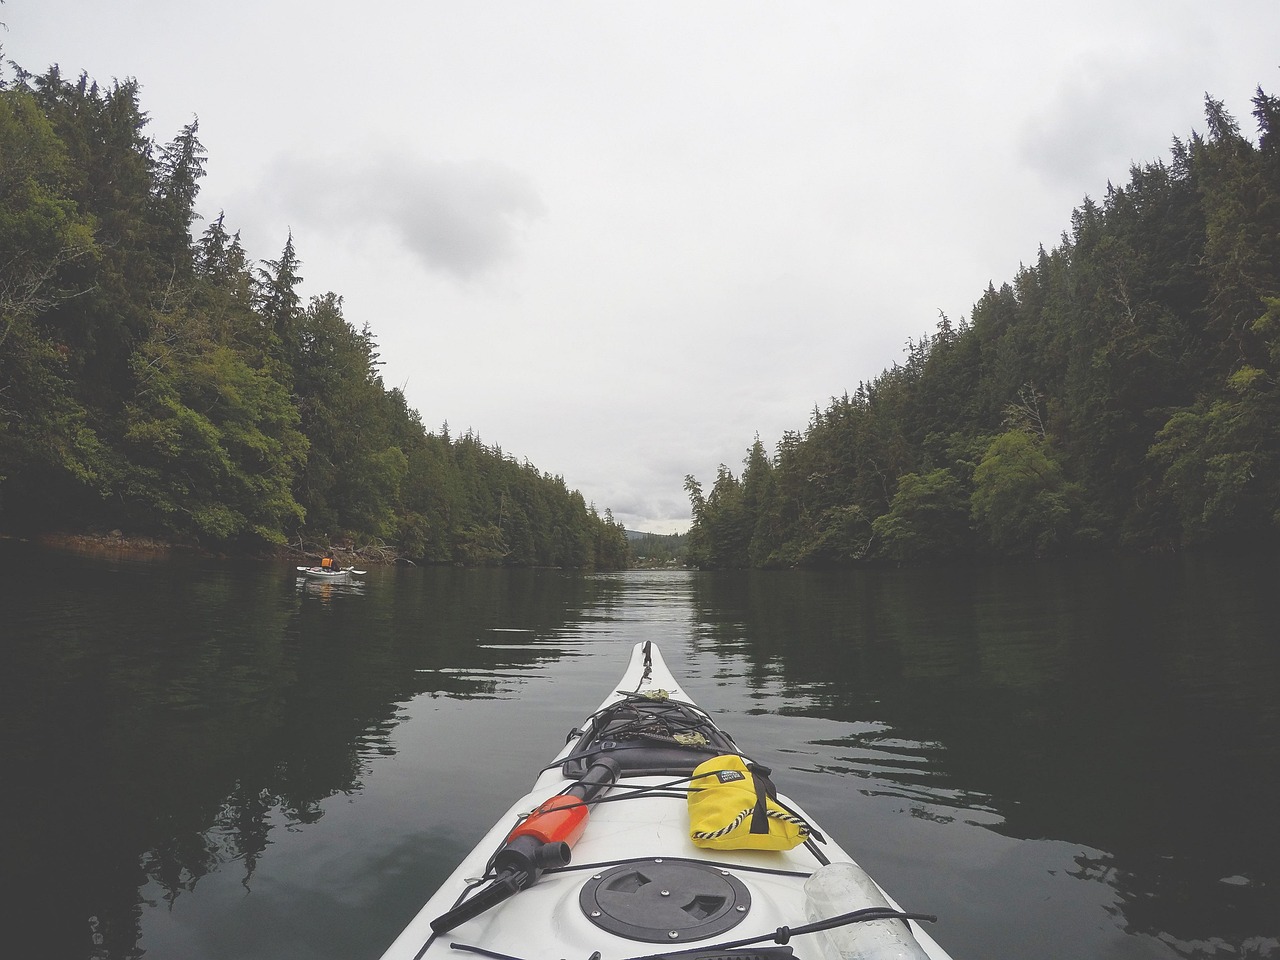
[265,155,546,280]
[1018,61,1183,191]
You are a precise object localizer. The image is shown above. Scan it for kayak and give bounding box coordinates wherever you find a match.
[296,565,364,579]
[379,641,954,960]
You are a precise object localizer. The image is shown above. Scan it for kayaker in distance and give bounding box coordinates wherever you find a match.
[319,549,336,570]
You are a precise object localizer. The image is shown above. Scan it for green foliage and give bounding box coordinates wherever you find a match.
[121,307,308,544]
[970,431,1079,558]
[152,119,207,275]
[701,464,749,567]
[257,231,303,363]
[629,530,687,566]
[0,59,625,567]
[682,474,707,566]
[687,84,1280,565]
[25,70,164,415]
[0,86,109,522]
[288,293,407,539]
[593,508,630,570]
[1147,298,1280,543]
[872,468,971,561]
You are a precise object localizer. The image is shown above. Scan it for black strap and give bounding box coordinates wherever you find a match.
[748,763,774,834]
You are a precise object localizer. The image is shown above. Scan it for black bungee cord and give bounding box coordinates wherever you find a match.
[444,904,940,960]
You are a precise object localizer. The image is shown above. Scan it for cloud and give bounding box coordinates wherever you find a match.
[599,477,694,535]
[1017,58,1184,191]
[259,153,546,280]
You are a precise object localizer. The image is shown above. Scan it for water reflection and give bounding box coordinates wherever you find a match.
[4,543,1277,960]
[0,544,619,960]
[687,558,1280,958]
[295,573,368,600]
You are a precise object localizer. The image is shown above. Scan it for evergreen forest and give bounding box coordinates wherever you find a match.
[0,61,629,568]
[627,530,687,567]
[685,88,1280,567]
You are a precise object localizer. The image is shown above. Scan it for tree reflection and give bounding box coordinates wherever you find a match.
[1,544,612,960]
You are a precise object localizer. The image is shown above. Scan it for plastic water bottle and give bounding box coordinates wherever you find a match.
[803,861,932,960]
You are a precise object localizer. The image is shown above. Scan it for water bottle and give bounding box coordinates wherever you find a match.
[803,861,932,960]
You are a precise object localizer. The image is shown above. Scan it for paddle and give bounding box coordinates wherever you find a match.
[430,757,621,934]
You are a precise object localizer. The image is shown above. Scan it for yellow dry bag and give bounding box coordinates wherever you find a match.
[687,754,810,851]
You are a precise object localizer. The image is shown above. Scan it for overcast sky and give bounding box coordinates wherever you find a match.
[5,2,1279,533]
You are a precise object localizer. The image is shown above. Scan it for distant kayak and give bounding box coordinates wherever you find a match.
[378,640,952,960]
[296,565,364,579]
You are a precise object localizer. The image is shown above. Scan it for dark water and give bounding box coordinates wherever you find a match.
[1,541,1277,960]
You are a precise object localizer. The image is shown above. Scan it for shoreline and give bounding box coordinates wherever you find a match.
[29,530,214,558]
[12,531,311,564]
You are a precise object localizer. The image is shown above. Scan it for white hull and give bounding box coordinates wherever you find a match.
[297,566,353,579]
[379,641,953,960]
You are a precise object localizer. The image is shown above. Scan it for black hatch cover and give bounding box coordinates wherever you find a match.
[579,859,751,943]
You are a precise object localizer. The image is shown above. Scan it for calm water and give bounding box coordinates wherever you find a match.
[1,540,1277,960]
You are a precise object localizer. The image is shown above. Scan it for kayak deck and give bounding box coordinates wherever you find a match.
[379,641,952,960]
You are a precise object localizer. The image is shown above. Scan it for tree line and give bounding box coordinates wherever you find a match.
[686,88,1280,567]
[628,530,687,566]
[0,61,628,568]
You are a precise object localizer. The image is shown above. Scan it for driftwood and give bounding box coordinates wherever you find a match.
[287,536,414,566]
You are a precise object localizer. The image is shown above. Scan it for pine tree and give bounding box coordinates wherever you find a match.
[152,118,207,280]
[257,231,304,363]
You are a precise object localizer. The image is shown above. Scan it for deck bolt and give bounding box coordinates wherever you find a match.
[736,905,747,912]
[668,932,679,939]
[591,911,601,918]
[660,890,670,897]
